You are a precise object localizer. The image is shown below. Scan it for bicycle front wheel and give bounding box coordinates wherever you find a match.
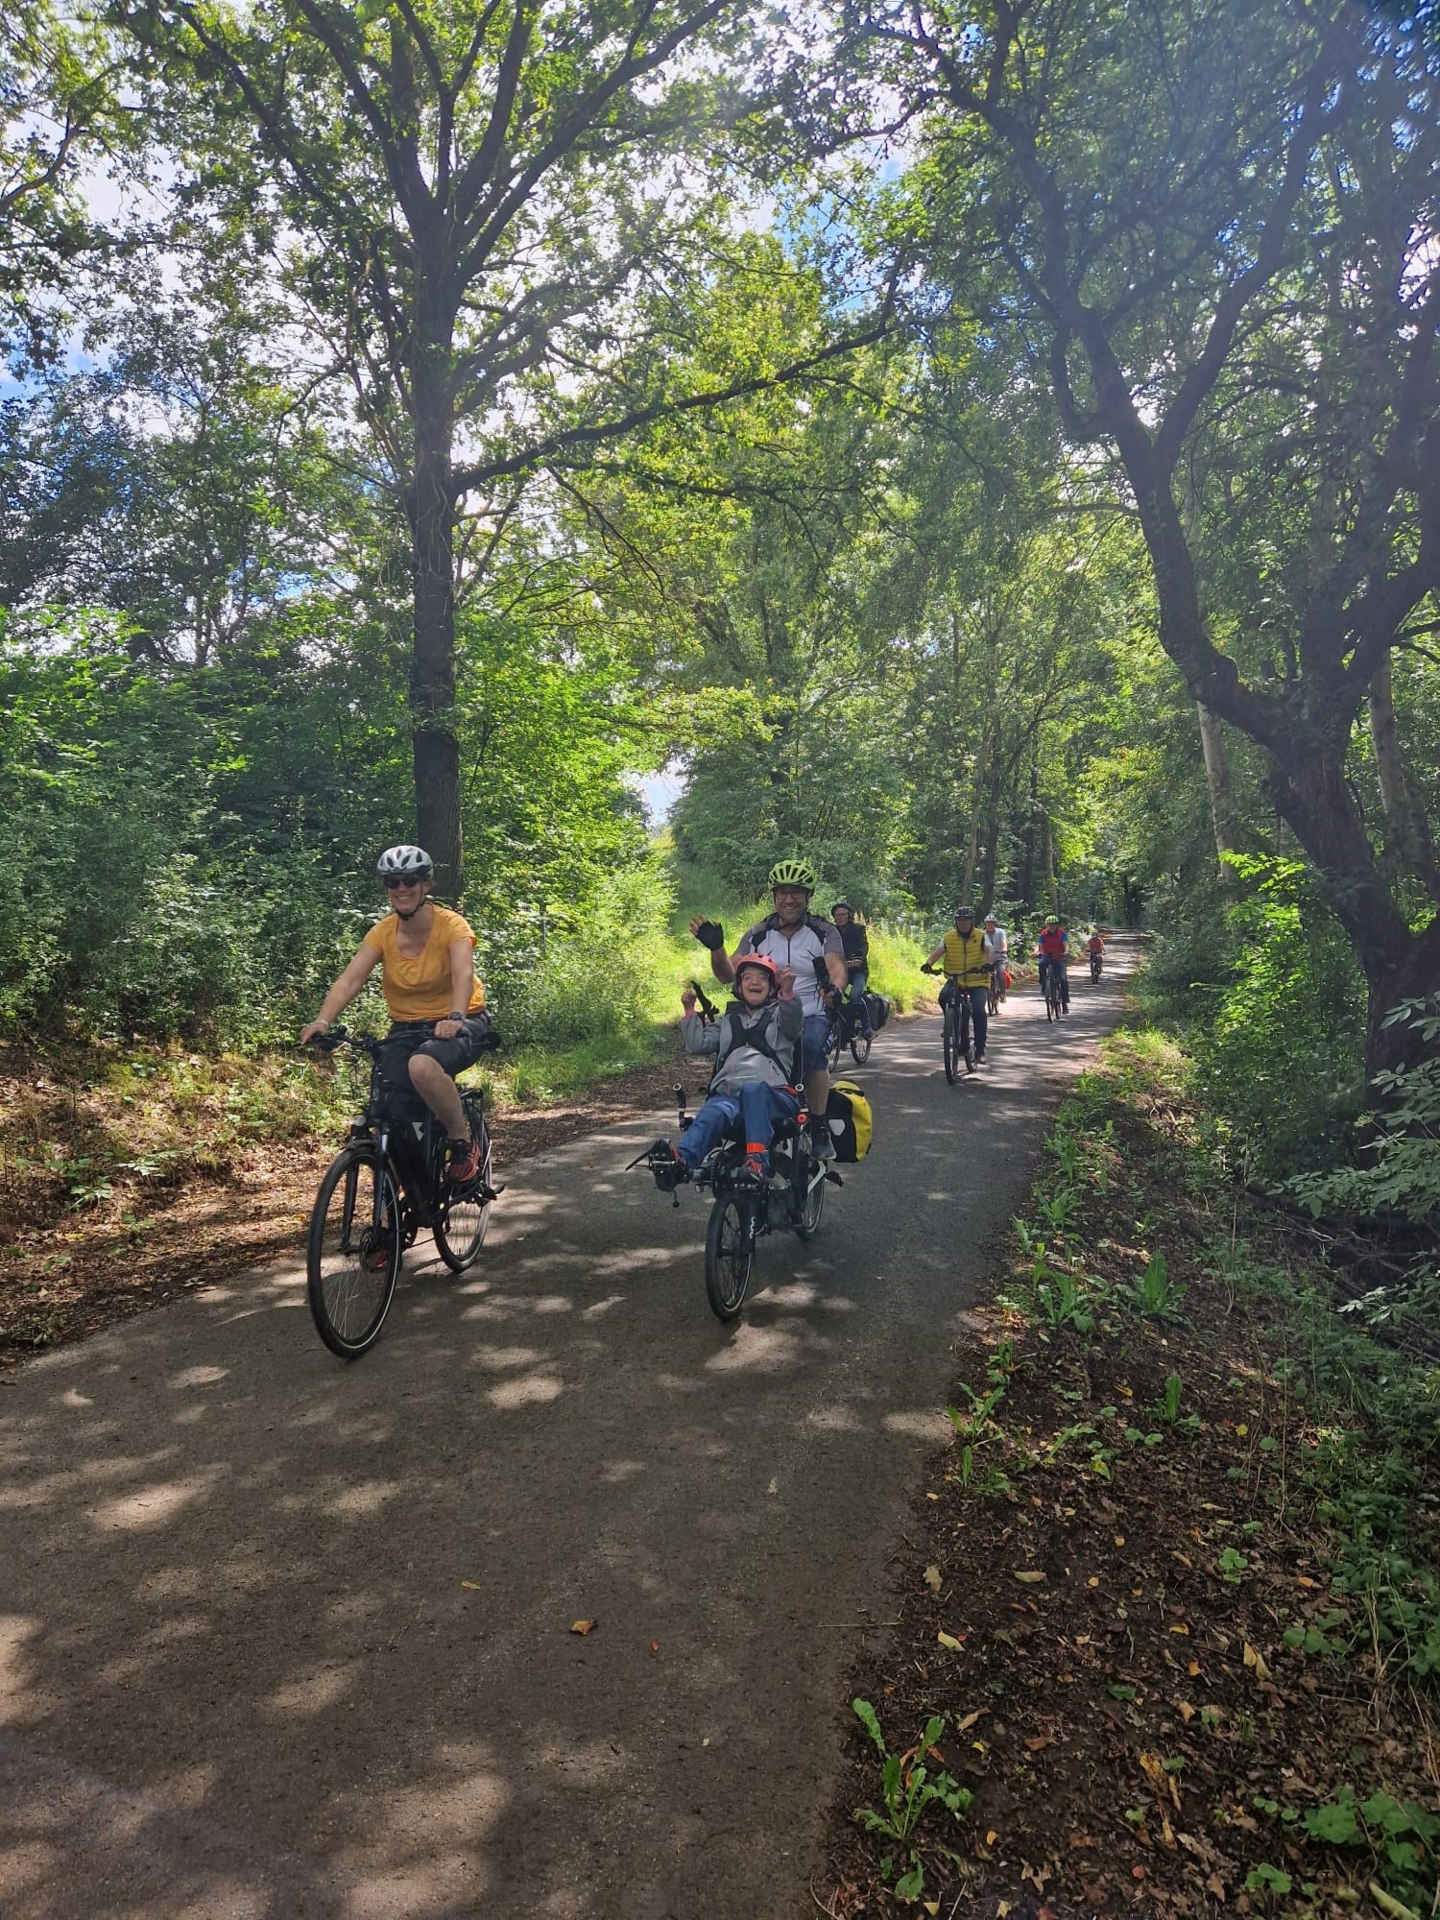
[942,1005,958,1084]
[307,1147,402,1359]
[433,1093,493,1272]
[704,1192,756,1322]
[824,1017,844,1072]
[849,1023,872,1065]
[794,1152,825,1240]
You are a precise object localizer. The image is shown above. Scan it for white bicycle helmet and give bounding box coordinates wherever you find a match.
[376,844,433,879]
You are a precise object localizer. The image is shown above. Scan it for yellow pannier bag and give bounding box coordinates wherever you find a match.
[824,1079,873,1162]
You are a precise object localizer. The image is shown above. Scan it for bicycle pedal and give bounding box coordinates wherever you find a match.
[824,1168,844,1187]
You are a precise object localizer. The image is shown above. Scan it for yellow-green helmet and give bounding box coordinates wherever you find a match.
[768,856,817,892]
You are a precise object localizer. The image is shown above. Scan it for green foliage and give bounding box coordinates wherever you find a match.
[850,1699,972,1901]
[1132,1251,1185,1321]
[1152,857,1366,1179]
[1032,1259,1094,1333]
[1285,997,1440,1228]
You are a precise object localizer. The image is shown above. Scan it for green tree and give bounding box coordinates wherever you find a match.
[854,0,1440,1084]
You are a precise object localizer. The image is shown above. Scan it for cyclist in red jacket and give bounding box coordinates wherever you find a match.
[1035,916,1072,1013]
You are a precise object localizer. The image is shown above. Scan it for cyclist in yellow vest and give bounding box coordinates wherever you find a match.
[922,905,992,1063]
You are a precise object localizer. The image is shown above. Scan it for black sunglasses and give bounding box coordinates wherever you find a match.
[382,873,429,890]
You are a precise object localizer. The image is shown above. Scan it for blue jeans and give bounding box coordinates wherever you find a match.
[677,1084,800,1173]
[939,980,989,1056]
[848,969,871,1031]
[1039,957,1070,1009]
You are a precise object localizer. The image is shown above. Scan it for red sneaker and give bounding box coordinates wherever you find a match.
[447,1136,482,1185]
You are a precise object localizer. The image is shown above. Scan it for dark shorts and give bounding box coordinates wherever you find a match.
[379,1017,492,1110]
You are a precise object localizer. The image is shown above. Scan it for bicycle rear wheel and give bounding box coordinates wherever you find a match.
[704,1192,756,1322]
[433,1092,494,1272]
[942,1003,958,1083]
[307,1146,401,1359]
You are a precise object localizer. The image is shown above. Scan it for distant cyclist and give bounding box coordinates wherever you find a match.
[1086,928,1106,980]
[1036,915,1072,1014]
[690,857,847,1154]
[831,901,873,1039]
[922,904,991,1064]
[300,845,491,1183]
[983,912,1009,1002]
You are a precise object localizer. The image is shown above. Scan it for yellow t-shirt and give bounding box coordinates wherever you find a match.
[942,927,992,988]
[362,904,487,1022]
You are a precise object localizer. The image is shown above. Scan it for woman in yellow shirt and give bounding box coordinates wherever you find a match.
[300,845,490,1181]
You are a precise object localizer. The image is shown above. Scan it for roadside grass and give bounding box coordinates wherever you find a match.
[820,1022,1440,1919]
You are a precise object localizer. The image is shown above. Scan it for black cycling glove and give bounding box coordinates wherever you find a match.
[693,919,725,951]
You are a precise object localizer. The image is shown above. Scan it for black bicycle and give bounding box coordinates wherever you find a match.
[987,961,1007,1018]
[922,966,975,1082]
[1089,948,1104,983]
[633,1085,832,1324]
[302,1026,501,1358]
[822,992,872,1069]
[1042,959,1067,1022]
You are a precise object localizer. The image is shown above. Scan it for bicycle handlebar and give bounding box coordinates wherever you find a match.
[303,1021,501,1057]
[687,978,720,1023]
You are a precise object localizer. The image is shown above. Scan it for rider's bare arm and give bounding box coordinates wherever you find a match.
[432,939,476,1039]
[300,943,382,1044]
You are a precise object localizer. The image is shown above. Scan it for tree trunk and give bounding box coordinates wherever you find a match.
[1196,701,1238,878]
[1273,742,1440,1086]
[1367,651,1440,892]
[409,370,464,903]
[978,763,1003,911]
[962,725,993,903]
[1041,813,1058,914]
[1018,765,1038,908]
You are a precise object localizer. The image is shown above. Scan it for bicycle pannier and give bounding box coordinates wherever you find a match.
[824,1079,874,1162]
[864,992,890,1032]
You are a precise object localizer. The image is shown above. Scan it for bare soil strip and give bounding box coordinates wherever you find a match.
[813,1031,1439,1920]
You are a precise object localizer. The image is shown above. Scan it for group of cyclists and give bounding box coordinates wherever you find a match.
[300,846,1107,1200]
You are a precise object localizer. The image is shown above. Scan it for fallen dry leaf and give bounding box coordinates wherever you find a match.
[1014,1569,1046,1584]
[461,1581,481,1591]
[957,1709,986,1731]
[570,1619,598,1635]
[1242,1641,1271,1683]
[650,1641,659,1653]
[937,1630,966,1651]
[1177,1701,1196,1724]
[1026,1735,1054,1752]
[923,1563,943,1593]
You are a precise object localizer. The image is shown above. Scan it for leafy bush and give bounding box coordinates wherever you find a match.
[1152,857,1366,1179]
[1285,996,1440,1228]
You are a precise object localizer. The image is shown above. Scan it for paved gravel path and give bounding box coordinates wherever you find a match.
[1,947,1132,1919]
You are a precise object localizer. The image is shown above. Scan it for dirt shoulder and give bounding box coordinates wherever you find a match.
[0,1038,714,1367]
[813,1027,1439,1920]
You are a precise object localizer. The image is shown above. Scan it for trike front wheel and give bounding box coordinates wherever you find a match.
[704,1192,756,1322]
